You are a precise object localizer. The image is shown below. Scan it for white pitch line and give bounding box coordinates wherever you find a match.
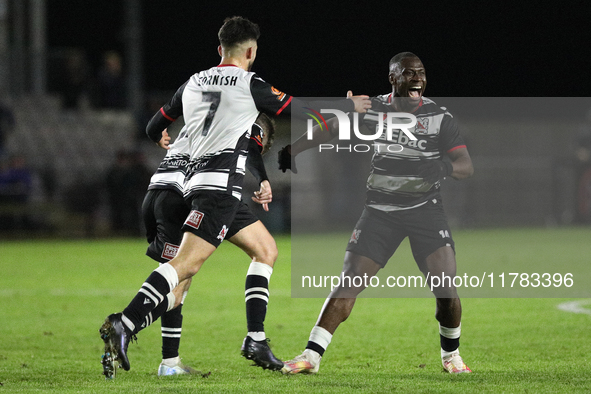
[557,299,591,316]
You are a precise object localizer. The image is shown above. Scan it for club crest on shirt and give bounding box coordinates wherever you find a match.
[415,117,429,134]
[349,229,361,244]
[217,225,228,241]
[184,210,204,229]
[161,242,180,260]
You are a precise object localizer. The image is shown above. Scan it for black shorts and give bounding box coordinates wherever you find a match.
[345,198,455,269]
[142,188,190,263]
[182,191,259,247]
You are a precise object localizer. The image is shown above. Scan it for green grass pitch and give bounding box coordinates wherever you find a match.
[0,228,590,393]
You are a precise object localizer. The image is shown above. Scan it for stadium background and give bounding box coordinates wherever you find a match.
[1,1,590,392]
[0,0,590,236]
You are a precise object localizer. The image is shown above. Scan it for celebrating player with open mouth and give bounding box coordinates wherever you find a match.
[279,52,474,374]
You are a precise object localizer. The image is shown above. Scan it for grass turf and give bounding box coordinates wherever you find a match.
[0,228,590,393]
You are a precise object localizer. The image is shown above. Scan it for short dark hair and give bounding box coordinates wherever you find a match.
[218,16,260,48]
[389,52,419,73]
[254,113,275,155]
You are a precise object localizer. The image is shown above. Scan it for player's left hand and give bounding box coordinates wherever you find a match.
[252,180,272,211]
[278,145,297,173]
[157,129,171,150]
[418,159,453,183]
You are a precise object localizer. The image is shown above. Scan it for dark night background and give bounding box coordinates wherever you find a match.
[45,1,591,99]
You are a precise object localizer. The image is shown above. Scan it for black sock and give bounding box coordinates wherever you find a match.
[440,335,460,352]
[134,296,169,334]
[161,304,183,359]
[439,324,461,353]
[245,262,272,333]
[306,341,326,356]
[122,264,178,333]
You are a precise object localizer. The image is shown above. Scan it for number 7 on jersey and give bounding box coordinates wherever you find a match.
[202,92,221,136]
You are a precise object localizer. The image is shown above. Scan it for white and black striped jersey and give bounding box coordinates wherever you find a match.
[361,94,466,212]
[147,122,267,195]
[146,64,355,201]
[147,126,191,194]
[147,65,291,200]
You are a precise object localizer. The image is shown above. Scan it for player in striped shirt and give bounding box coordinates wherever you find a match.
[99,16,371,377]
[280,52,474,374]
[132,114,273,377]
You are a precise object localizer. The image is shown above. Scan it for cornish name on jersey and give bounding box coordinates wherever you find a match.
[196,74,238,87]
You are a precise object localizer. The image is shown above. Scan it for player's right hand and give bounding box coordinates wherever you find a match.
[347,90,371,113]
[252,180,272,211]
[157,129,171,150]
[278,145,297,174]
[418,159,453,183]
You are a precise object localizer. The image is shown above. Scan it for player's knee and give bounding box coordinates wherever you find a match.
[170,256,204,279]
[184,263,204,277]
[431,286,458,299]
[254,241,278,267]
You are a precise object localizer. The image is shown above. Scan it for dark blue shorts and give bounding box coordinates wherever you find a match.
[345,198,455,268]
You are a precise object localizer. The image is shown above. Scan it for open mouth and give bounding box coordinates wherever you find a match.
[408,86,422,98]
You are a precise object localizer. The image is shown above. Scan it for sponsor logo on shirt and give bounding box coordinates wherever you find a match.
[271,86,286,101]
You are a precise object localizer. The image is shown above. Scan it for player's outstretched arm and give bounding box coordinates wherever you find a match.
[145,81,187,144]
[292,116,340,156]
[277,116,340,173]
[278,91,370,173]
[346,90,371,113]
[252,180,272,212]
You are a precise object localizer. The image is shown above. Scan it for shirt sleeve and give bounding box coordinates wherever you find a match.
[249,74,354,118]
[249,122,264,153]
[438,110,466,153]
[146,80,188,143]
[246,123,268,183]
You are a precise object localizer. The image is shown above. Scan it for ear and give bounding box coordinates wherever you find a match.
[388,72,396,85]
[218,45,223,57]
[245,46,253,60]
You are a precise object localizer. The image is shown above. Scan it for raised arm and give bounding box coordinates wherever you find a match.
[277,91,370,172]
[145,80,188,146]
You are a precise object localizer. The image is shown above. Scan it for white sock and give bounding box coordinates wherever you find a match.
[308,325,332,356]
[439,323,461,339]
[121,314,135,332]
[165,292,176,312]
[303,348,322,364]
[155,263,180,291]
[162,356,180,366]
[248,331,266,341]
[246,261,273,280]
[441,348,461,358]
